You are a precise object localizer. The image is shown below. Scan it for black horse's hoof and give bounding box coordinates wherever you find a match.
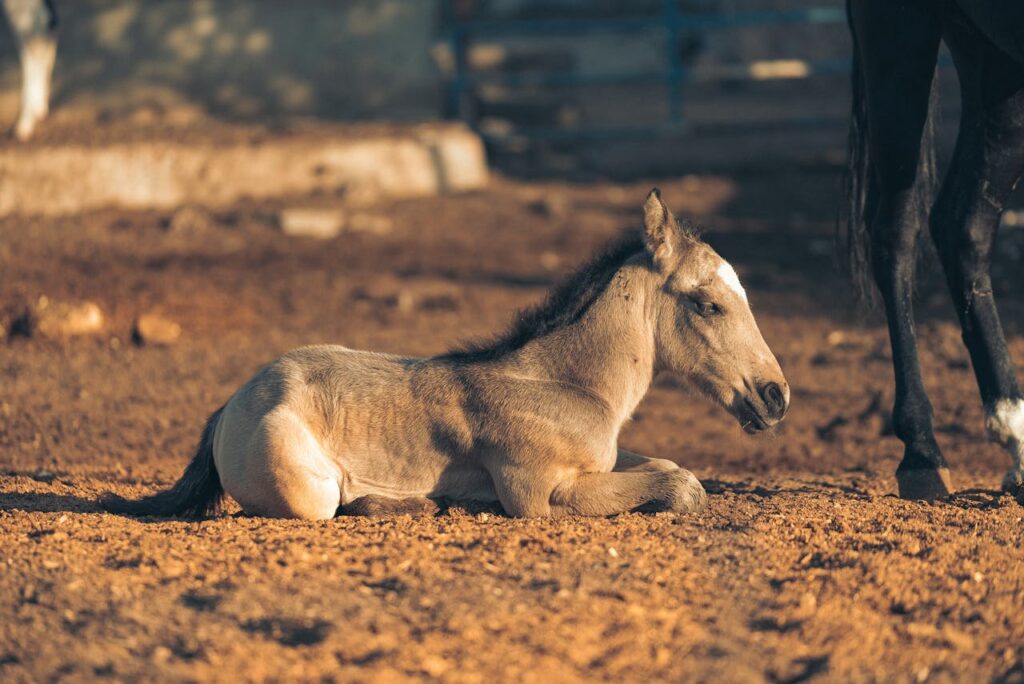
[1002,469,1024,504]
[896,467,953,500]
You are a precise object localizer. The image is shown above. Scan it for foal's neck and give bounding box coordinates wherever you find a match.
[515,261,658,427]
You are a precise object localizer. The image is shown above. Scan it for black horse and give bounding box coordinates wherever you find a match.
[845,0,1024,499]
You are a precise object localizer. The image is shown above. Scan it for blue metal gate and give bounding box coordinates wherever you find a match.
[443,1,849,142]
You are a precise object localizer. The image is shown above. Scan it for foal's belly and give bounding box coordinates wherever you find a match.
[338,447,498,503]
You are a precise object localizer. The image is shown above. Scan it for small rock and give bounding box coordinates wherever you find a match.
[540,251,561,271]
[279,207,345,239]
[133,313,181,346]
[347,213,393,235]
[527,194,571,218]
[160,560,187,578]
[26,298,104,339]
[607,547,619,558]
[32,469,56,483]
[826,330,847,347]
[420,654,448,677]
[166,205,214,235]
[150,646,172,664]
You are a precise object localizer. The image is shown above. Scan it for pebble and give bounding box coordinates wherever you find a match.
[32,469,56,483]
[279,207,346,239]
[347,213,393,235]
[150,646,172,664]
[527,194,571,218]
[133,313,182,346]
[540,251,561,270]
[166,205,214,235]
[27,298,104,339]
[420,655,449,677]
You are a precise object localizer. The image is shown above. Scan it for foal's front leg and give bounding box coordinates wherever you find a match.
[550,467,707,516]
[613,448,681,473]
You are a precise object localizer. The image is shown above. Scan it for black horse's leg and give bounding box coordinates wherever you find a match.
[932,24,1024,496]
[851,1,949,498]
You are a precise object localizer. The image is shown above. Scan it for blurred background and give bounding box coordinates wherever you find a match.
[1,0,927,175]
[4,5,1024,680]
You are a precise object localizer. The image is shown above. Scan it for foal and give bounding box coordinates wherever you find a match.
[104,190,789,519]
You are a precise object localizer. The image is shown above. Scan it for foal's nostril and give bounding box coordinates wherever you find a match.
[760,382,786,418]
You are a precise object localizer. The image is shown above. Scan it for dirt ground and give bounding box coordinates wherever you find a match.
[2,166,1024,683]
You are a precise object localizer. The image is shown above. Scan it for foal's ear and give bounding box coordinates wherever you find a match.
[643,188,684,271]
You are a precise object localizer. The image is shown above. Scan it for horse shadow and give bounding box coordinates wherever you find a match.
[0,490,103,514]
[701,477,874,500]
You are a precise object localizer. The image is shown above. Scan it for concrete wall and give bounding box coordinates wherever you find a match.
[0,0,444,125]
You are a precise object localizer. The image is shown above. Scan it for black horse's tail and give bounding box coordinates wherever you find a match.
[102,406,226,518]
[842,0,939,307]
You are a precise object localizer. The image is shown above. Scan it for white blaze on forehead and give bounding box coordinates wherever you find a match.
[716,261,747,302]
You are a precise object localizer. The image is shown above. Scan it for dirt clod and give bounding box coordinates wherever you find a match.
[133,313,182,346]
[20,298,104,339]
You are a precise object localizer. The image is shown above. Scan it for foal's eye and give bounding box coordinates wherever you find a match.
[691,299,722,317]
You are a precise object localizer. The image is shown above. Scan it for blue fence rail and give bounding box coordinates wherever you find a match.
[443,1,849,141]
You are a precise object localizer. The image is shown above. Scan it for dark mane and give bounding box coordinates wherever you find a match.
[439,231,648,363]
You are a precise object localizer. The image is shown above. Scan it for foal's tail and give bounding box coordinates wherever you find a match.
[841,0,939,307]
[102,406,226,518]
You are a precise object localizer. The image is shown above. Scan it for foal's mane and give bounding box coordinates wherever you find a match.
[440,231,648,363]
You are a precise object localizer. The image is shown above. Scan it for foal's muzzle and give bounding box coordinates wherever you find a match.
[759,381,788,421]
[736,380,789,433]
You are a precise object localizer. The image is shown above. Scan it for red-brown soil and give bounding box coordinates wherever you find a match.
[2,170,1023,682]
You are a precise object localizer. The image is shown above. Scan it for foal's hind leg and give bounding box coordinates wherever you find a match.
[851,3,949,498]
[931,29,1024,497]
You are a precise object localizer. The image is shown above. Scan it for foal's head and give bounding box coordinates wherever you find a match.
[642,189,789,433]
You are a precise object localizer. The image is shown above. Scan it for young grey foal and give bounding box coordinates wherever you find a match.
[104,190,789,519]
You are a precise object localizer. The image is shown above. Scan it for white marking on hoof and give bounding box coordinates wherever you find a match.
[985,398,1024,491]
[716,261,747,302]
[1002,468,1024,494]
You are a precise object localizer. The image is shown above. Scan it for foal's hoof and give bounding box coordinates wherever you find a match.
[668,469,708,514]
[896,467,953,500]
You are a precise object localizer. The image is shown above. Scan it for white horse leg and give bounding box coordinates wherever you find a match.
[218,407,344,520]
[15,35,55,140]
[986,399,1024,495]
[3,0,57,140]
